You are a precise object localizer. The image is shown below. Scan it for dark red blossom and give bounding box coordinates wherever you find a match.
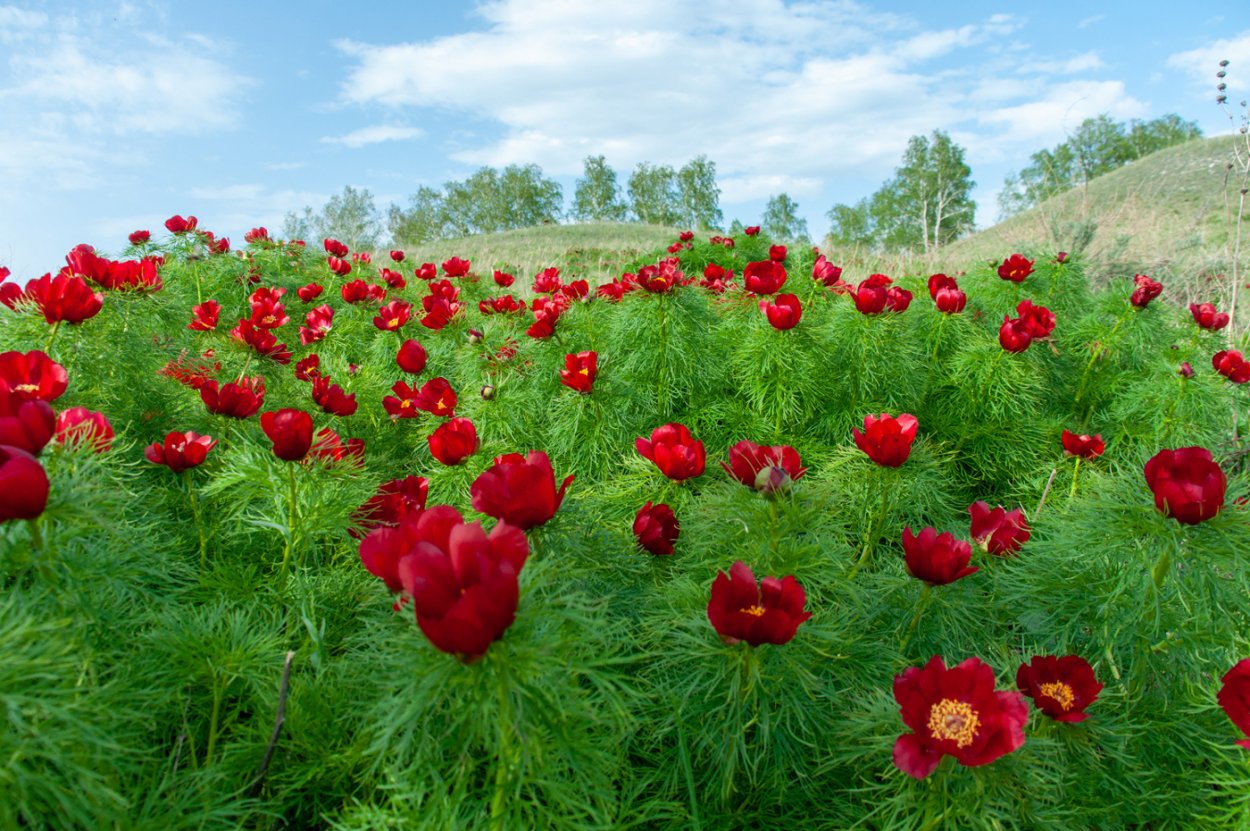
[200,377,265,418]
[382,381,421,419]
[129,230,151,245]
[248,286,288,329]
[559,351,597,394]
[1130,274,1163,308]
[559,279,589,301]
[231,319,291,364]
[0,350,69,403]
[145,431,217,473]
[373,299,412,332]
[24,272,103,324]
[1213,350,1250,383]
[397,339,428,374]
[341,279,383,304]
[743,260,787,295]
[885,286,913,313]
[428,417,479,465]
[934,285,967,314]
[969,502,1031,555]
[760,293,801,329]
[416,262,438,281]
[997,254,1034,282]
[380,268,406,289]
[352,475,428,541]
[998,316,1033,353]
[634,502,679,555]
[768,244,787,262]
[260,408,314,461]
[55,407,113,452]
[532,267,562,294]
[721,440,806,493]
[636,423,705,481]
[1061,430,1105,459]
[635,259,684,293]
[412,377,456,417]
[327,257,352,277]
[323,238,348,258]
[421,294,464,330]
[245,227,270,244]
[311,376,358,416]
[165,215,198,234]
[389,249,405,262]
[297,283,324,303]
[470,450,573,530]
[0,445,49,522]
[852,413,918,468]
[188,300,220,331]
[294,354,321,382]
[493,269,515,287]
[893,656,1028,779]
[852,274,892,314]
[1218,659,1250,749]
[928,273,958,299]
[1016,300,1055,339]
[902,527,977,586]
[813,255,848,291]
[299,304,334,346]
[1143,446,1226,525]
[707,560,811,646]
[442,256,470,277]
[1190,302,1230,331]
[744,225,760,236]
[0,394,54,455]
[479,294,526,315]
[1016,655,1103,723]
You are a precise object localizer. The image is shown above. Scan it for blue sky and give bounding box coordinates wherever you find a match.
[1,0,1247,276]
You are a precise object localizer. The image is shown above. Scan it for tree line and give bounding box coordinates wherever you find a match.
[284,112,1202,254]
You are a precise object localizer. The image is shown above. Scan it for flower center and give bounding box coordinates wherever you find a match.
[400,400,412,409]
[927,699,981,748]
[740,604,766,617]
[262,314,276,325]
[578,368,589,376]
[1039,681,1076,711]
[388,318,400,328]
[13,383,40,394]
[436,396,449,412]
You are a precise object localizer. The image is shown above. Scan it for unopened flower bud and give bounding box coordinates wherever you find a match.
[1055,251,1068,263]
[1179,362,1194,378]
[480,384,496,400]
[754,464,792,496]
[469,329,484,344]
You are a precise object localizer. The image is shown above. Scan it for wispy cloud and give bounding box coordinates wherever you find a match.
[320,125,425,148]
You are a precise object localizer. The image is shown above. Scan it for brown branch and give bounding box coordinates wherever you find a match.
[248,650,296,798]
[1033,467,1059,518]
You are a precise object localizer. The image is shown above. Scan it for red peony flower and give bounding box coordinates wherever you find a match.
[479,294,526,315]
[24,272,104,324]
[998,316,1033,353]
[927,273,958,299]
[297,283,324,303]
[299,304,335,346]
[373,299,413,332]
[231,319,291,364]
[54,407,113,452]
[470,450,573,530]
[0,350,69,403]
[885,286,913,313]
[968,502,1031,555]
[1016,655,1103,723]
[380,268,406,290]
[997,254,1034,282]
[902,527,977,586]
[323,238,348,258]
[768,244,787,262]
[411,377,456,417]
[165,215,198,234]
[636,423,706,481]
[1143,446,1226,525]
[559,279,589,301]
[559,351,598,394]
[0,445,50,521]
[1130,274,1163,308]
[200,376,265,418]
[852,413,918,468]
[813,255,847,291]
[893,656,1028,779]
[145,431,217,472]
[428,417,479,465]
[416,262,438,281]
[1016,300,1055,339]
[1218,658,1250,749]
[396,339,428,374]
[635,259,684,293]
[743,260,788,295]
[760,293,801,330]
[188,300,221,331]
[1190,302,1230,331]
[442,256,471,277]
[389,249,405,263]
[721,440,806,493]
[352,475,428,541]
[744,225,760,236]
[260,408,314,461]
[382,381,421,419]
[634,501,679,555]
[1213,350,1250,383]
[852,274,892,314]
[245,227,270,244]
[311,376,358,417]
[707,560,811,646]
[934,285,967,314]
[532,266,563,294]
[129,230,151,245]
[493,269,515,287]
[249,287,289,329]
[1061,430,1105,459]
[308,427,365,465]
[0,392,54,455]
[421,294,464,330]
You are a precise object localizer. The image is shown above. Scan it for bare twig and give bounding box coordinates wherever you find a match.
[1034,467,1058,518]
[248,650,296,798]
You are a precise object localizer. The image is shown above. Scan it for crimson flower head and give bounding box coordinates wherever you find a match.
[165,215,198,234]
[885,286,913,313]
[231,319,291,364]
[934,285,967,314]
[707,561,811,646]
[893,656,1028,779]
[997,254,1034,282]
[24,272,104,324]
[145,431,217,473]
[559,351,597,394]
[1061,430,1105,460]
[1143,446,1226,525]
[532,267,562,294]
[1130,274,1163,308]
[244,227,270,244]
[853,274,892,314]
[1016,300,1055,339]
[768,244,787,262]
[129,230,151,245]
[760,293,801,330]
[55,407,113,452]
[853,413,918,468]
[998,316,1033,353]
[1016,655,1103,723]
[260,408,314,461]
[721,440,806,494]
[634,502,679,555]
[311,376,358,417]
[389,249,405,262]
[743,260,787,295]
[188,300,221,331]
[1218,659,1250,749]
[299,304,334,346]
[373,299,413,331]
[297,283,324,303]
[412,377,457,417]
[902,527,977,586]
[744,225,761,236]
[812,255,847,291]
[493,269,515,287]
[200,376,264,418]
[636,423,706,481]
[0,350,69,403]
[1213,350,1250,383]
[969,502,1030,555]
[0,395,54,455]
[928,273,958,299]
[415,262,437,281]
[352,475,428,540]
[635,259,684,293]
[396,339,428,374]
[0,445,50,522]
[249,287,288,329]
[323,238,348,258]
[1190,302,1230,331]
[442,256,470,277]
[470,450,573,530]
[428,417,479,465]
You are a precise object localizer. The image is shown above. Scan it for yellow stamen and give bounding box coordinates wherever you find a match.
[578,368,589,376]
[13,383,40,394]
[740,604,766,617]
[1039,681,1076,711]
[927,699,981,748]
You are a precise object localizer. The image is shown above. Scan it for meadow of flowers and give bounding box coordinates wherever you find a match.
[0,219,1247,829]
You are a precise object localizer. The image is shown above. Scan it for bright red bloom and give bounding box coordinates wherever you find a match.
[0,392,54,455]
[597,281,627,302]
[188,300,220,331]
[893,656,1028,779]
[308,427,365,465]
[1061,430,1105,459]
[442,257,470,277]
[428,417,479,465]
[24,272,104,323]
[1143,446,1226,525]
[299,304,335,346]
[352,251,371,265]
[1190,303,1230,331]
[323,238,348,258]
[1016,300,1055,339]
[853,413,918,468]
[1213,350,1250,383]
[997,254,1034,282]
[396,339,428,374]
[380,268,406,290]
[928,273,958,299]
[998,316,1033,353]
[852,274,891,314]
[415,262,437,281]
[636,423,706,481]
[373,299,413,331]
[0,350,69,403]
[389,249,405,262]
[721,440,806,493]
[311,376,358,417]
[382,381,421,419]
[200,377,265,418]
[327,257,352,277]
[294,354,321,382]
[165,215,198,234]
[1130,274,1163,308]
[129,230,151,245]
[230,319,291,364]
[479,294,526,315]
[470,450,573,530]
[260,408,314,461]
[743,260,788,295]
[55,407,113,452]
[968,502,1031,555]
[635,259,684,293]
[353,475,429,541]
[492,269,515,287]
[245,227,270,244]
[768,244,787,262]
[532,267,562,294]
[526,306,561,339]
[707,560,811,646]
[297,283,324,303]
[340,279,376,304]
[1016,655,1103,723]
[421,295,464,330]
[248,288,288,330]
[412,377,456,417]
[902,527,977,586]
[760,293,801,330]
[145,431,217,472]
[559,351,597,394]
[634,502,679,555]
[0,445,50,521]
[885,286,913,313]
[1218,659,1250,749]
[813,255,848,291]
[559,279,589,301]
[744,225,760,236]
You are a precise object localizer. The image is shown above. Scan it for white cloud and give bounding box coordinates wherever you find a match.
[321,125,425,148]
[1167,30,1250,93]
[1026,51,1104,76]
[0,5,47,43]
[1078,14,1106,29]
[975,80,1148,149]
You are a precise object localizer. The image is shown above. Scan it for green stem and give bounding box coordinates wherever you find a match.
[656,297,669,417]
[186,476,209,571]
[489,665,514,831]
[1068,457,1082,500]
[27,517,43,553]
[768,499,779,558]
[1074,311,1129,404]
[205,678,224,766]
[931,315,947,361]
[850,474,893,577]
[43,320,62,354]
[899,584,933,652]
[279,465,299,584]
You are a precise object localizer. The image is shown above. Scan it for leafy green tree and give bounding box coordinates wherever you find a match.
[825,199,874,249]
[283,185,382,250]
[627,162,682,225]
[499,163,563,228]
[761,193,810,242]
[386,165,563,244]
[388,186,449,246]
[572,156,628,222]
[676,155,723,229]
